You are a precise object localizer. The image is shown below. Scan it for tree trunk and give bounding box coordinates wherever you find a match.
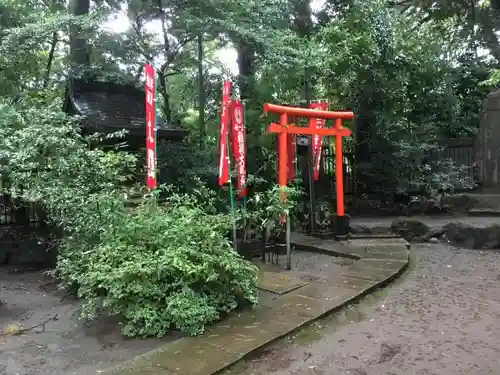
[292,0,313,37]
[236,39,256,101]
[157,70,172,123]
[157,0,172,123]
[69,0,90,68]
[43,31,58,88]
[292,0,315,232]
[198,33,206,134]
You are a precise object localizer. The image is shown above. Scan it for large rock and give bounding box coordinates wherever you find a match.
[390,218,431,241]
[442,194,478,213]
[390,217,500,249]
[443,222,500,249]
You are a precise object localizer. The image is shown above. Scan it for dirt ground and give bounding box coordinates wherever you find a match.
[228,243,500,375]
[0,268,177,375]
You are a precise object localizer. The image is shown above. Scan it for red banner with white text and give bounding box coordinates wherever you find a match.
[309,101,328,180]
[144,64,157,189]
[218,81,231,186]
[230,100,247,197]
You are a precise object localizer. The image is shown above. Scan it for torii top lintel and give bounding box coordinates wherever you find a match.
[263,103,353,136]
[263,103,354,121]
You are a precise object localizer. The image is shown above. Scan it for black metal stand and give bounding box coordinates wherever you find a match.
[286,213,291,270]
[335,214,350,240]
[307,143,316,234]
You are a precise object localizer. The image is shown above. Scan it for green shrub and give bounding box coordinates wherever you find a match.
[55,194,259,337]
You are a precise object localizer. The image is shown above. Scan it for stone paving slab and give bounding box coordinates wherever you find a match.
[258,289,279,305]
[268,292,330,318]
[346,243,410,258]
[361,250,409,261]
[104,358,174,375]
[204,313,276,356]
[258,270,309,294]
[355,258,407,270]
[144,338,239,375]
[257,306,313,335]
[103,234,410,375]
[341,265,399,282]
[291,233,361,259]
[348,237,410,249]
[331,275,379,292]
[294,283,360,306]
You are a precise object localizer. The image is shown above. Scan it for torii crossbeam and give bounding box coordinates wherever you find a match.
[263,103,354,238]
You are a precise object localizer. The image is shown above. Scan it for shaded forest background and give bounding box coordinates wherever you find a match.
[3,0,500,191]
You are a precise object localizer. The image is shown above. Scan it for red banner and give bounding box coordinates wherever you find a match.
[230,100,247,197]
[309,101,328,180]
[144,64,157,189]
[218,81,231,186]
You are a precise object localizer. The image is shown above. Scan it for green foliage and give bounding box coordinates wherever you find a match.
[157,133,219,191]
[57,193,258,337]
[481,68,500,87]
[311,0,483,193]
[236,179,304,239]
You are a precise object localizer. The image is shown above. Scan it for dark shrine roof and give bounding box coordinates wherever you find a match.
[64,79,186,140]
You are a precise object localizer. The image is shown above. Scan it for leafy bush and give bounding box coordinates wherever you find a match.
[0,98,259,337]
[56,193,258,337]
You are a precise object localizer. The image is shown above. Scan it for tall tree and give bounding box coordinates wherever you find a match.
[69,0,91,68]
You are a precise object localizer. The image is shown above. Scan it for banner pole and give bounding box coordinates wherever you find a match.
[286,211,291,270]
[242,102,247,225]
[226,137,238,252]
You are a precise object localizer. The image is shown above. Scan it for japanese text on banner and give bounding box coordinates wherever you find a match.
[230,100,247,197]
[144,64,157,189]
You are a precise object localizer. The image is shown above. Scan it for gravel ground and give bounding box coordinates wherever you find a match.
[229,243,500,375]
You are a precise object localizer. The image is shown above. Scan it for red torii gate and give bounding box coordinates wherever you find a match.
[263,103,354,234]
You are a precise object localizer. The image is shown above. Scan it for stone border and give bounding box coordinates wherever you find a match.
[102,233,410,375]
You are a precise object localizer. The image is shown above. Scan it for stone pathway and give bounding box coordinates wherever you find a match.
[103,234,409,375]
[225,242,500,375]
